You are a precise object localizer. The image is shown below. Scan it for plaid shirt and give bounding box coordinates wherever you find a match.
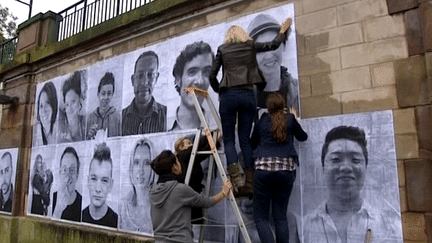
[122,97,166,135]
[254,157,296,172]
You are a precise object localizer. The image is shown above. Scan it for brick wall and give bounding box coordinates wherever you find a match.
[296,0,432,242]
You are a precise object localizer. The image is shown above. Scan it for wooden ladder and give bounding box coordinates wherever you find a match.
[184,86,252,243]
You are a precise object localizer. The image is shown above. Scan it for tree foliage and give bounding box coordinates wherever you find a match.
[0,4,18,43]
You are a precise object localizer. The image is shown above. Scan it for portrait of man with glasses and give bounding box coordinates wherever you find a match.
[122,51,167,135]
[52,146,82,222]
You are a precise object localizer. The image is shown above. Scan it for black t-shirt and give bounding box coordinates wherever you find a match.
[82,205,118,228]
[0,184,13,213]
[53,191,82,222]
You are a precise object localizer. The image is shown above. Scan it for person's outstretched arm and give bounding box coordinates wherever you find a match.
[209,49,223,93]
[254,17,292,52]
[212,179,232,203]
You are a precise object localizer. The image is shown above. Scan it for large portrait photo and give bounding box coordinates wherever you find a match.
[27,146,56,217]
[86,56,124,139]
[0,148,18,214]
[299,110,403,243]
[121,49,168,135]
[57,69,89,144]
[32,78,62,147]
[28,1,301,240]
[118,131,200,235]
[50,142,88,223]
[81,139,121,229]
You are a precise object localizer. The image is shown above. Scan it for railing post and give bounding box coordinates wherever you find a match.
[1,44,4,65]
[116,0,121,16]
[82,0,88,31]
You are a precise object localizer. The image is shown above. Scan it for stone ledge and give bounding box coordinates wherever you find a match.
[0,216,154,243]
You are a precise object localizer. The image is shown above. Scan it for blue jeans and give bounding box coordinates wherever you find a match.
[253,169,296,243]
[219,88,256,168]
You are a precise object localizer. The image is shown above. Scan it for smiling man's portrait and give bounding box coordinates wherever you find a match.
[303,125,402,243]
[170,41,214,131]
[0,152,13,213]
[122,51,167,135]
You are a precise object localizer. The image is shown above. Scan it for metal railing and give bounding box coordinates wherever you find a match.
[0,0,157,65]
[0,37,18,65]
[57,0,156,41]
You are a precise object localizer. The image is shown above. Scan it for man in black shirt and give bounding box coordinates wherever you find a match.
[82,143,118,228]
[0,152,13,213]
[52,147,82,222]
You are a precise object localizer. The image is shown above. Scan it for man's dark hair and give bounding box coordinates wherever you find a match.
[90,143,113,177]
[60,147,80,175]
[151,150,177,176]
[98,72,115,93]
[134,51,159,73]
[172,41,214,94]
[1,152,12,169]
[321,126,368,167]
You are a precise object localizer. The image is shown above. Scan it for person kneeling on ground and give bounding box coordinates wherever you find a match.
[149,150,232,243]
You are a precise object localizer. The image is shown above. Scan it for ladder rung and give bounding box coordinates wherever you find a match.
[196,150,224,155]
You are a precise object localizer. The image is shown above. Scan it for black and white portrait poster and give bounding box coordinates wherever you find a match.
[27,145,56,217]
[28,1,302,240]
[0,148,18,214]
[86,56,124,139]
[50,142,88,223]
[32,76,63,147]
[299,110,403,243]
[81,139,121,229]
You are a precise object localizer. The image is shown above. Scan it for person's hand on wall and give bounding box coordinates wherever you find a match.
[280,18,292,34]
[289,106,299,120]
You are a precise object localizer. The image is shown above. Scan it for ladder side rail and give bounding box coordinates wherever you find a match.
[210,146,252,243]
[198,132,217,243]
[189,90,216,152]
[184,128,203,185]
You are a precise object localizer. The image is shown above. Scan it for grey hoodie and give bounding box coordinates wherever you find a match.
[149,180,216,243]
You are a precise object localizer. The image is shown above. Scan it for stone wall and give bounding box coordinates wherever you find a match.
[0,0,431,242]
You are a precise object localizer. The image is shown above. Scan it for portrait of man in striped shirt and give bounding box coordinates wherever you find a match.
[122,51,167,135]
